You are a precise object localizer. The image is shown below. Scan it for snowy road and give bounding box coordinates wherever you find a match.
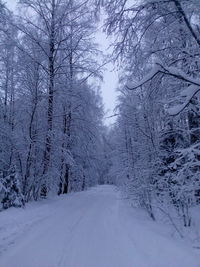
[0,185,199,267]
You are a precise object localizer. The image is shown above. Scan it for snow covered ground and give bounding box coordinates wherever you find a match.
[0,185,199,267]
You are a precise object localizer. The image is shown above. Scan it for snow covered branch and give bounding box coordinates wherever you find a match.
[168,85,200,115]
[127,62,200,116]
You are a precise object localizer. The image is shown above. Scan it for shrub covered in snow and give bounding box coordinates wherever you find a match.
[0,167,24,210]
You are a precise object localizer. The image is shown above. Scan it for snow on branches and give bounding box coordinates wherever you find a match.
[127,62,200,116]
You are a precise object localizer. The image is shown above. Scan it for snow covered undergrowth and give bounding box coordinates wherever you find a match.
[0,185,199,267]
[127,198,200,249]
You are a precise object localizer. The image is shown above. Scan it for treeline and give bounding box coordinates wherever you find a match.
[102,0,200,229]
[0,0,104,209]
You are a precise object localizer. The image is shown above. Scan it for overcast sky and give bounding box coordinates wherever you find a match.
[6,0,118,125]
[96,27,119,125]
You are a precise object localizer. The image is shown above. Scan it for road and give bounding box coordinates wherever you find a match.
[0,185,199,267]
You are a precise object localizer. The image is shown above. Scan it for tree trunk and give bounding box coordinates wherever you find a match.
[41,0,56,197]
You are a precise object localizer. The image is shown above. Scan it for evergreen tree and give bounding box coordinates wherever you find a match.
[0,167,24,209]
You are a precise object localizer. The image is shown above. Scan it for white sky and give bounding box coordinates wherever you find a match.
[96,27,119,125]
[6,0,118,125]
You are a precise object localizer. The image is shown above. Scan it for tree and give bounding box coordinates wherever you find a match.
[101,0,200,226]
[0,166,24,210]
[0,0,105,207]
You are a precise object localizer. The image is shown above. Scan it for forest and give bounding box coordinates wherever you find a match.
[0,0,200,254]
[0,0,105,206]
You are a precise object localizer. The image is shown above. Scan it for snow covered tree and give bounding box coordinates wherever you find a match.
[101,0,200,226]
[0,167,24,209]
[0,0,105,207]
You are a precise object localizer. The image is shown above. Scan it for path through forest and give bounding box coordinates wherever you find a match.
[0,185,199,267]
